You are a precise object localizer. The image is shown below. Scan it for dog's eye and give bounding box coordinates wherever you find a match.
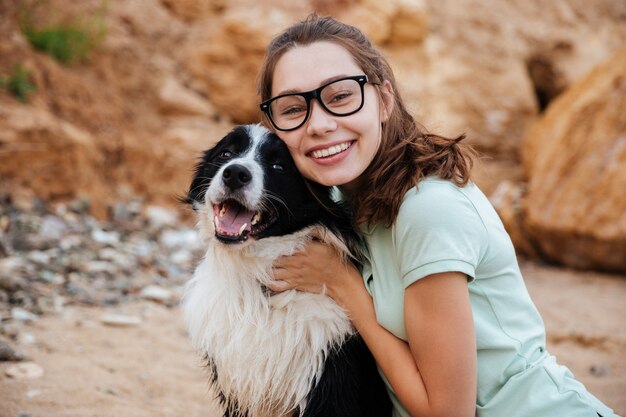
[272,163,284,172]
[218,151,232,159]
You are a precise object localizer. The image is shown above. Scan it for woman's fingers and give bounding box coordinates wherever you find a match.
[266,279,291,292]
[269,240,343,294]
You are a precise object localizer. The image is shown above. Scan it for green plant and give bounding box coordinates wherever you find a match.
[1,65,37,103]
[19,1,107,65]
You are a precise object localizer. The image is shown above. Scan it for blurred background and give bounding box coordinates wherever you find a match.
[0,0,625,416]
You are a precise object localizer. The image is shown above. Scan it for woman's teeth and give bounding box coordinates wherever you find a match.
[311,142,351,159]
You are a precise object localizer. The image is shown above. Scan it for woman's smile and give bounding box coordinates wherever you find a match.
[307,140,354,160]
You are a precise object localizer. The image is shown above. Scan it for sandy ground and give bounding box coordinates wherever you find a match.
[1,260,625,417]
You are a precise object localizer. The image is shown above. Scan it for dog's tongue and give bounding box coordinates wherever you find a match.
[215,202,254,235]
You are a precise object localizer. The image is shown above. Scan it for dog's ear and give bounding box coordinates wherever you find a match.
[186,147,218,209]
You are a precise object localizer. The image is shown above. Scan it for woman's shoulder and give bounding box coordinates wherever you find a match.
[400,178,477,215]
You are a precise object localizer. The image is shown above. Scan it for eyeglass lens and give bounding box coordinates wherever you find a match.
[269,78,364,131]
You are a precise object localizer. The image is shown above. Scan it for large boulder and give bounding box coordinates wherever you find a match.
[519,47,626,272]
[388,0,626,156]
[0,103,110,215]
[185,7,300,123]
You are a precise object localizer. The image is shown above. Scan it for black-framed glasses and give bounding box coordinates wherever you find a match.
[260,75,369,132]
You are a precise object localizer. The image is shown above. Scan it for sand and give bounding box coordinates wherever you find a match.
[1,260,625,417]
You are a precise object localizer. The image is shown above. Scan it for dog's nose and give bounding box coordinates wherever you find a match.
[222,164,252,190]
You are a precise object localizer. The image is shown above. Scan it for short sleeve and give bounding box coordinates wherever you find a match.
[394,182,488,288]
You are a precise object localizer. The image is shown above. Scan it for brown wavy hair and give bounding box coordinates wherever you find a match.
[258,15,474,227]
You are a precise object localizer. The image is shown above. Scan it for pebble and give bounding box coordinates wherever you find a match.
[26,389,42,398]
[100,314,143,327]
[91,229,121,245]
[39,214,67,240]
[0,339,27,361]
[0,274,25,292]
[0,195,204,336]
[145,205,179,229]
[589,364,609,377]
[5,362,44,379]
[16,332,36,345]
[11,308,39,323]
[139,285,172,303]
[159,229,197,248]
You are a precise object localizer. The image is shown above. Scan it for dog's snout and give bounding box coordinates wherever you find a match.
[223,164,252,190]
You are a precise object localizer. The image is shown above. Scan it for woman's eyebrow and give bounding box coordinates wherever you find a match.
[275,74,351,96]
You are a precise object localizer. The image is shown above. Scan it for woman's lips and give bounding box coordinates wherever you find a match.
[307,140,354,159]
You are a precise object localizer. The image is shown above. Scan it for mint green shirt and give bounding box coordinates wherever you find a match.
[359,178,616,417]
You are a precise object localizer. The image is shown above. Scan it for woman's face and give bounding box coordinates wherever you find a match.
[270,41,393,192]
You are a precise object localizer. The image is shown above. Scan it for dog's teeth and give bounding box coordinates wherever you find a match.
[220,206,226,217]
[252,212,261,225]
[214,216,220,229]
[239,223,248,234]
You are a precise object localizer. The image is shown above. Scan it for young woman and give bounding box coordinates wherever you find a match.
[258,15,617,417]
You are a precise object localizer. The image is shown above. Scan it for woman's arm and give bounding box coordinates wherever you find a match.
[403,272,477,417]
[271,242,476,417]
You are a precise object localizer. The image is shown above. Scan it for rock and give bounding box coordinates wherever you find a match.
[309,0,356,16]
[27,251,51,265]
[0,105,109,206]
[139,285,173,303]
[0,274,26,293]
[386,35,537,156]
[489,181,537,258]
[98,248,137,271]
[145,206,179,230]
[16,332,36,346]
[38,215,67,241]
[389,0,626,156]
[520,47,626,272]
[25,389,41,398]
[590,364,609,377]
[158,77,217,117]
[0,339,27,362]
[160,0,225,21]
[171,249,193,265]
[387,0,428,46]
[338,3,392,45]
[159,229,198,249]
[82,261,117,275]
[338,0,428,46]
[100,314,143,327]
[185,6,297,123]
[91,229,121,246]
[11,308,38,323]
[5,362,44,379]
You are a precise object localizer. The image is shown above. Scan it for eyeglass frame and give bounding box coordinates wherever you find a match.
[259,75,370,132]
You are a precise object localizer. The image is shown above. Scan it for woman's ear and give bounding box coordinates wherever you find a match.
[380,80,395,122]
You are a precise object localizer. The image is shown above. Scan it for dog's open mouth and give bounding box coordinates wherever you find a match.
[212,199,276,243]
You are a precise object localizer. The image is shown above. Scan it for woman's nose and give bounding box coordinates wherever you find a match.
[306,100,336,136]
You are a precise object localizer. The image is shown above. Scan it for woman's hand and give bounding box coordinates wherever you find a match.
[268,239,363,306]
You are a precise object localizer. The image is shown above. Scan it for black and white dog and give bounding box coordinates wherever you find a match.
[183,124,392,417]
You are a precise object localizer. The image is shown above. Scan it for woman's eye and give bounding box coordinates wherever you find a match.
[218,150,232,159]
[329,91,351,103]
[281,106,305,116]
[272,163,284,171]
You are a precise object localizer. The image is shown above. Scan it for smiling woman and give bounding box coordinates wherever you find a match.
[258,14,619,417]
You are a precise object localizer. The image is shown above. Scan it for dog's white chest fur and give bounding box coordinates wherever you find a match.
[183,228,354,417]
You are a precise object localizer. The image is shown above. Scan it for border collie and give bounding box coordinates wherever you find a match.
[182,124,392,417]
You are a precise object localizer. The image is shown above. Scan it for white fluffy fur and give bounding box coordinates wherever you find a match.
[183,215,355,417]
